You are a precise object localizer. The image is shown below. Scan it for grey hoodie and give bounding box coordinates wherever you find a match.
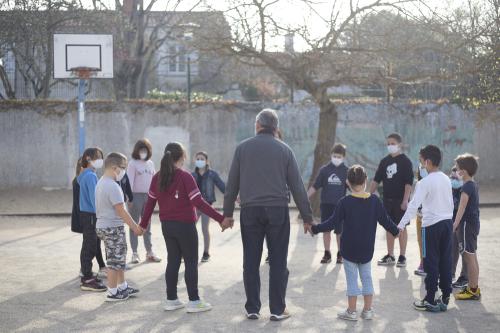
[223,132,313,223]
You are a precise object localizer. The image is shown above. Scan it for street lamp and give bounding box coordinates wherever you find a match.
[181,22,200,108]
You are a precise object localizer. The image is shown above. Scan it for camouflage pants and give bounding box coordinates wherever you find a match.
[96,226,127,270]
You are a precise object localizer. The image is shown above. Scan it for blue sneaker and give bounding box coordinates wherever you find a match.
[436,295,449,312]
[413,299,441,312]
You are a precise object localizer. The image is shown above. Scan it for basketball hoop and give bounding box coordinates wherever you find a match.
[70,66,99,79]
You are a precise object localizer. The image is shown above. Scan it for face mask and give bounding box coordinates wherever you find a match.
[195,160,206,169]
[387,144,400,155]
[451,179,463,189]
[331,157,343,167]
[91,159,104,169]
[419,166,428,178]
[116,168,126,182]
[139,151,148,160]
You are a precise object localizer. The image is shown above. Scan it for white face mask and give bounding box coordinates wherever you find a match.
[331,157,343,167]
[116,168,126,182]
[195,160,206,169]
[387,144,400,155]
[91,159,104,169]
[139,151,148,160]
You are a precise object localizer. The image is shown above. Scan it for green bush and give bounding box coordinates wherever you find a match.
[147,89,222,102]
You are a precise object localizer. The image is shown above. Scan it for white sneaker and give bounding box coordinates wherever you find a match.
[361,309,374,320]
[131,253,140,264]
[164,299,185,311]
[270,309,291,321]
[337,309,358,321]
[186,300,212,313]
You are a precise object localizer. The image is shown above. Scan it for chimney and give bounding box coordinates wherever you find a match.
[284,32,294,53]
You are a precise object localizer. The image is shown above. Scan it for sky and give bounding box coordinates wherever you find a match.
[83,0,483,51]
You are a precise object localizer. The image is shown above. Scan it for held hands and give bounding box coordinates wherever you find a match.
[453,221,459,232]
[133,224,144,236]
[303,221,315,237]
[221,217,234,232]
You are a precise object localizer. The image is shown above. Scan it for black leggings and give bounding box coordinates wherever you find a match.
[161,221,199,301]
[80,212,106,280]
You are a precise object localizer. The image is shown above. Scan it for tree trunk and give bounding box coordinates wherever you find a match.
[307,95,338,217]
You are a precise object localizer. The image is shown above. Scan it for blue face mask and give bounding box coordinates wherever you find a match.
[451,179,463,189]
[419,166,428,178]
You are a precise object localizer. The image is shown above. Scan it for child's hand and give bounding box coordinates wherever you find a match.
[452,221,459,232]
[134,225,144,236]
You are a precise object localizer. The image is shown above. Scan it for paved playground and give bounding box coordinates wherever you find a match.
[1,208,499,333]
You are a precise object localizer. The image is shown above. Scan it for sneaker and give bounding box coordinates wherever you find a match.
[131,253,140,264]
[164,299,185,311]
[337,309,358,321]
[123,286,140,297]
[246,313,260,320]
[396,255,407,267]
[80,278,107,292]
[336,252,343,264]
[414,262,426,276]
[186,299,213,313]
[361,308,374,320]
[436,295,449,311]
[455,287,481,301]
[270,309,291,321]
[106,289,129,302]
[413,299,441,312]
[146,252,162,263]
[452,276,469,289]
[377,254,396,266]
[201,252,210,263]
[97,267,108,278]
[320,251,332,264]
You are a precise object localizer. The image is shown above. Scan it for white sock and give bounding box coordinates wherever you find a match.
[118,281,128,291]
[108,287,118,296]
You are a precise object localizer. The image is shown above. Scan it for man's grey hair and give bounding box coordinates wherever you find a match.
[256,108,279,131]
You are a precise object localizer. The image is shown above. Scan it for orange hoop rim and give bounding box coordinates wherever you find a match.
[70,67,99,79]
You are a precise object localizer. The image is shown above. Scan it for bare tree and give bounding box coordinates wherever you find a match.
[203,0,482,213]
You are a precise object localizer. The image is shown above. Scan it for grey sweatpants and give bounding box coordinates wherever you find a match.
[196,212,211,253]
[129,193,153,253]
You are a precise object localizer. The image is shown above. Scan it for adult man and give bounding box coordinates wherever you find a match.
[223,109,313,321]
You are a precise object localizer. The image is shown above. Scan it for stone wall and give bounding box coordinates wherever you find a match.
[0,100,498,188]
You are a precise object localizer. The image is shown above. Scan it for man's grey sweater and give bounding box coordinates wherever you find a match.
[223,132,313,223]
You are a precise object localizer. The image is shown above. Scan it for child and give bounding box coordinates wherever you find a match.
[71,157,84,234]
[414,165,427,277]
[192,151,226,262]
[127,139,161,264]
[78,148,107,291]
[95,152,142,302]
[453,154,481,300]
[311,165,399,321]
[308,143,348,264]
[140,142,226,313]
[450,167,468,288]
[370,133,414,267]
[397,145,454,312]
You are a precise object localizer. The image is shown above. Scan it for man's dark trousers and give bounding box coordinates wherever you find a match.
[240,206,290,315]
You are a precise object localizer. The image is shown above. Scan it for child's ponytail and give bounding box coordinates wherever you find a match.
[158,142,185,192]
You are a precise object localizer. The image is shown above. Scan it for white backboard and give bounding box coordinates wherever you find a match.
[53,34,113,79]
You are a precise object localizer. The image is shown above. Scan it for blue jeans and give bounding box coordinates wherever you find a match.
[343,259,374,297]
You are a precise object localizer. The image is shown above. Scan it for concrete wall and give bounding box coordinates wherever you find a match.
[0,101,498,188]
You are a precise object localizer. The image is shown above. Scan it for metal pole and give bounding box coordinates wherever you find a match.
[78,78,86,156]
[187,56,191,107]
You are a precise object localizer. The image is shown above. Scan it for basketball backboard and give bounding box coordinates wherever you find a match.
[53,34,113,79]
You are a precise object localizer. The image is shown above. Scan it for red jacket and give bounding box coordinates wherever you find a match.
[140,168,224,229]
